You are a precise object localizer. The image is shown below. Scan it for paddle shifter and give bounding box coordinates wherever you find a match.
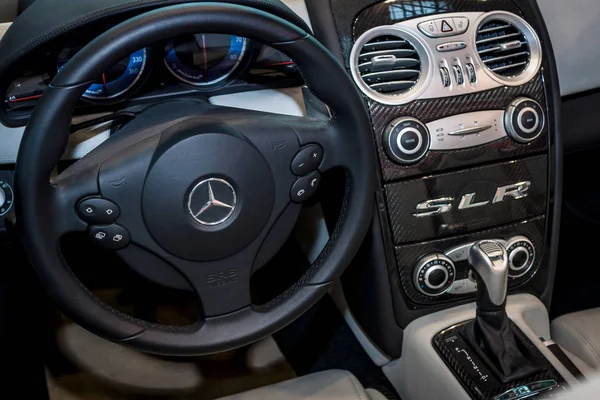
[464,240,545,383]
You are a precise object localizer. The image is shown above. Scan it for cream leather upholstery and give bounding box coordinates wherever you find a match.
[552,308,600,372]
[217,370,387,400]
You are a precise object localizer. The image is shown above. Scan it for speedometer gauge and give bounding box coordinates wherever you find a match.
[57,46,148,101]
[164,34,247,86]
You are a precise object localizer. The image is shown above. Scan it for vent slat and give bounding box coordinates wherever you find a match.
[477,41,527,55]
[361,69,420,84]
[355,34,421,96]
[477,24,511,34]
[490,61,528,73]
[476,32,521,45]
[359,49,416,61]
[363,40,408,52]
[358,58,420,73]
[370,81,416,93]
[476,20,531,78]
[483,51,530,64]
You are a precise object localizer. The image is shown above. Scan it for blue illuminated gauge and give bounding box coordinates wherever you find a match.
[57,47,148,100]
[164,34,247,86]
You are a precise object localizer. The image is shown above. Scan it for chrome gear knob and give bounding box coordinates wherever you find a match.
[468,240,509,310]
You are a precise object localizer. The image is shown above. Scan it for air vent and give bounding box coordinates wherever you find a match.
[474,12,541,86]
[356,34,421,96]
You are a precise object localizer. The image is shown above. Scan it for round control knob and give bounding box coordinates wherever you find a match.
[506,235,535,278]
[0,180,14,216]
[383,117,430,165]
[504,97,545,143]
[413,254,456,297]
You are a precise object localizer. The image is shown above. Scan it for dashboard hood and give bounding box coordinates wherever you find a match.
[0,0,311,77]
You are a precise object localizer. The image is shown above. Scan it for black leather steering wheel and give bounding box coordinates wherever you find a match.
[15,2,375,355]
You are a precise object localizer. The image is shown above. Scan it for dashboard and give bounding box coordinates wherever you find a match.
[0,0,580,366]
[0,21,301,127]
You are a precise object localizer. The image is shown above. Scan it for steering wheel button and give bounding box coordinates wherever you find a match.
[89,224,130,250]
[78,198,120,224]
[291,145,324,176]
[291,171,321,203]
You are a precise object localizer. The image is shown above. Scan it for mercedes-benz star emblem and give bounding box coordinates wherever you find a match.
[188,178,237,226]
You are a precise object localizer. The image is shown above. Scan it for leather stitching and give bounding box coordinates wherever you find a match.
[554,319,600,367]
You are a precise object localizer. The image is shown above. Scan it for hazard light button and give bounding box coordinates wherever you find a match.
[435,19,456,35]
[419,17,468,38]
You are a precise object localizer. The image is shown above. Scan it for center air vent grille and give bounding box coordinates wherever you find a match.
[476,20,531,78]
[357,35,421,95]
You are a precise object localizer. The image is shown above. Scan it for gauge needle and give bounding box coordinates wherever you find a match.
[202,34,208,83]
[102,73,108,93]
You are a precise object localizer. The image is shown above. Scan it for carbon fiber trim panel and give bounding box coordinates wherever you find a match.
[433,319,564,399]
[372,75,547,181]
[395,216,545,306]
[385,155,547,244]
[354,0,522,38]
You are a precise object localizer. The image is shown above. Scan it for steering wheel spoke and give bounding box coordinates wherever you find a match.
[48,166,101,238]
[173,251,254,317]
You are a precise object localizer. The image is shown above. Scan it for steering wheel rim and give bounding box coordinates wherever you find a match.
[16,2,375,355]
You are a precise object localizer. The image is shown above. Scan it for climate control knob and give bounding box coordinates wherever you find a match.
[413,254,456,297]
[506,235,535,278]
[383,117,430,165]
[504,97,545,143]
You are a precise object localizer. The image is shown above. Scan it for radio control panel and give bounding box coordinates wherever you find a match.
[412,235,535,297]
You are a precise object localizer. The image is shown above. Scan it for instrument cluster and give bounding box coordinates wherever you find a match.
[2,26,300,125]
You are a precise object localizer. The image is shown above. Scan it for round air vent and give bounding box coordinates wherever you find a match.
[358,35,421,95]
[474,12,541,85]
[351,27,430,105]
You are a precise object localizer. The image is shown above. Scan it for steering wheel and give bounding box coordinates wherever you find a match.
[15,2,375,355]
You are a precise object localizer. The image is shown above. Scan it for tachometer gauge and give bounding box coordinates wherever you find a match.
[164,34,247,86]
[57,46,148,101]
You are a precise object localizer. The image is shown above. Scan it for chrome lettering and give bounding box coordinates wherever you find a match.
[492,181,531,203]
[413,197,454,218]
[458,193,490,209]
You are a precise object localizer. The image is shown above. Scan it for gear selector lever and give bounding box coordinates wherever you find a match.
[468,240,509,311]
[464,240,545,383]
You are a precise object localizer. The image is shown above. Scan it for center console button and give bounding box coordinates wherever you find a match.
[436,42,467,52]
[505,97,545,143]
[425,266,449,289]
[506,236,535,278]
[418,20,439,37]
[434,18,457,36]
[517,108,539,133]
[509,248,529,270]
[397,128,422,154]
[78,197,120,225]
[89,224,130,249]
[452,17,469,34]
[440,67,451,87]
[383,117,430,165]
[413,254,456,297]
[465,63,477,83]
[452,65,464,85]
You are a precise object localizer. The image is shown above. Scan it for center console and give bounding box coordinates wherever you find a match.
[306,0,564,398]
